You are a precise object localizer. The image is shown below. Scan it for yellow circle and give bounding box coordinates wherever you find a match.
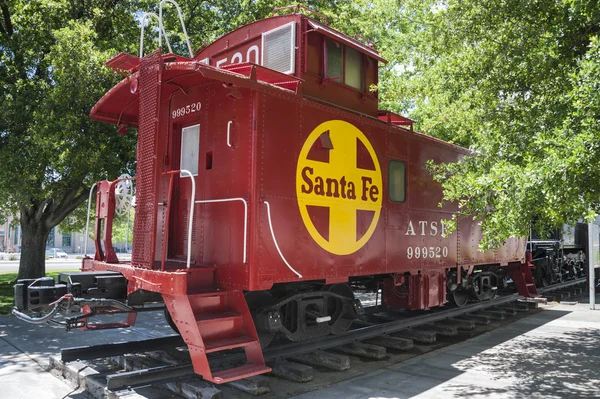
[296,120,382,255]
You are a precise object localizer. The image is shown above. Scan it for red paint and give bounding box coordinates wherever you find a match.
[85,11,529,382]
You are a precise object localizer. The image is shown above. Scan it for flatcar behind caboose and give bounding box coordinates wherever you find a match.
[13,5,536,384]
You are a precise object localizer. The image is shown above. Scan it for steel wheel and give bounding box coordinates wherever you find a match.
[450,289,470,307]
[245,291,276,348]
[326,283,355,335]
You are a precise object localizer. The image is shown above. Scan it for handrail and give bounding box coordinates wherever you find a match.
[159,0,194,58]
[85,176,136,257]
[84,183,97,257]
[271,4,329,25]
[264,201,302,278]
[139,12,173,58]
[164,169,195,268]
[227,120,233,148]
[195,198,248,263]
[159,172,177,270]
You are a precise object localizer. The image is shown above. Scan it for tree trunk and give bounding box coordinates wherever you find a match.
[17,212,50,280]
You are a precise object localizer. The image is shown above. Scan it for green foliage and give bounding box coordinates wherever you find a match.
[0,1,140,277]
[5,0,595,257]
[378,0,600,249]
[112,208,134,245]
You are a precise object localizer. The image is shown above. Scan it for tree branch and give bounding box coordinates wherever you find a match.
[47,190,88,228]
[0,0,13,36]
[185,1,202,30]
[35,198,52,221]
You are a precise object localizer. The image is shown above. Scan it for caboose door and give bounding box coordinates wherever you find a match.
[168,122,201,265]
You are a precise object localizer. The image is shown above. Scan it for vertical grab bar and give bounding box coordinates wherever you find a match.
[227,121,233,148]
[83,183,97,257]
[159,0,194,58]
[160,173,176,270]
[180,169,195,269]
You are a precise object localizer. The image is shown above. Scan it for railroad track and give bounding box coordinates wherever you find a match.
[51,278,587,398]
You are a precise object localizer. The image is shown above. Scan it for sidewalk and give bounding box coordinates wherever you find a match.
[0,311,173,398]
[292,294,600,399]
[1,294,599,399]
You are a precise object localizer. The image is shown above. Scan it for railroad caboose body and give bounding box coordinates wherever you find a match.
[13,5,536,383]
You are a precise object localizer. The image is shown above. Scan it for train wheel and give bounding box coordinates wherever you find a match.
[450,289,470,307]
[245,291,276,348]
[541,274,550,287]
[164,307,180,334]
[326,283,356,335]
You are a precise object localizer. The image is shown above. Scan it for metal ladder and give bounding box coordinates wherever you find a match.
[139,0,194,58]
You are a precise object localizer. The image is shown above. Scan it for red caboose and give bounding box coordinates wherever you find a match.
[14,5,535,384]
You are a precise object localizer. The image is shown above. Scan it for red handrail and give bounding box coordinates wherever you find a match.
[272,4,329,25]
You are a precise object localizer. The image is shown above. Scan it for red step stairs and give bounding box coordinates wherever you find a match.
[509,254,539,298]
[162,269,270,384]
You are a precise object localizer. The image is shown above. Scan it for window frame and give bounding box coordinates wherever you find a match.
[180,124,200,177]
[388,159,407,203]
[324,37,365,92]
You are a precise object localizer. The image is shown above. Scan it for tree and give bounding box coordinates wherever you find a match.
[371,0,600,249]
[0,1,139,279]
[1,0,359,279]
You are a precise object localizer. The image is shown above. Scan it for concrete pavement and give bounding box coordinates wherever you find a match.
[1,293,599,398]
[0,310,174,398]
[291,294,600,399]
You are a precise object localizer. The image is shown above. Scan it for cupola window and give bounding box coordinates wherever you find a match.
[325,38,364,91]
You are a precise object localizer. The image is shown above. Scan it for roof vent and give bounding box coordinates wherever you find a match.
[261,22,296,75]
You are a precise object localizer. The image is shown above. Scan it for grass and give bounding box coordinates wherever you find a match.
[0,271,74,315]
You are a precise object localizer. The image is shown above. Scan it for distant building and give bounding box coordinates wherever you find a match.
[0,215,20,252]
[0,215,129,254]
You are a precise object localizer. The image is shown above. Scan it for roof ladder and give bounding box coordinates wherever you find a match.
[139,0,193,58]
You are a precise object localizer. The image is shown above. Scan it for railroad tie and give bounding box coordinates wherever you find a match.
[363,335,414,351]
[163,380,222,399]
[477,310,507,320]
[227,376,270,396]
[439,318,475,331]
[455,314,490,325]
[268,360,313,382]
[290,350,351,371]
[393,328,437,344]
[494,306,517,315]
[425,323,458,337]
[332,342,387,360]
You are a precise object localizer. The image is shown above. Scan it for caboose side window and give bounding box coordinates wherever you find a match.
[345,46,363,90]
[389,160,406,203]
[325,39,364,91]
[180,124,200,177]
[326,38,343,83]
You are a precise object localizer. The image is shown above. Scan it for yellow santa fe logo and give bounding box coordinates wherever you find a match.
[296,120,382,255]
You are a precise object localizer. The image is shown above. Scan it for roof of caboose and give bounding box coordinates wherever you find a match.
[194,14,387,64]
[89,53,305,128]
[88,11,470,156]
[90,11,389,128]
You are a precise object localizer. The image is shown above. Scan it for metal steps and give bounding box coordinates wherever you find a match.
[212,363,272,383]
[204,335,257,353]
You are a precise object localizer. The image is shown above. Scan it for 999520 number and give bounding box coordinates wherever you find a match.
[407,246,448,259]
[172,102,202,119]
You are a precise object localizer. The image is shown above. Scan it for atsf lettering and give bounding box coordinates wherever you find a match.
[405,220,448,237]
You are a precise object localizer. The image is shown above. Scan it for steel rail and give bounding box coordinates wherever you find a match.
[107,364,195,390]
[91,278,587,391]
[61,335,184,363]
[537,277,587,293]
